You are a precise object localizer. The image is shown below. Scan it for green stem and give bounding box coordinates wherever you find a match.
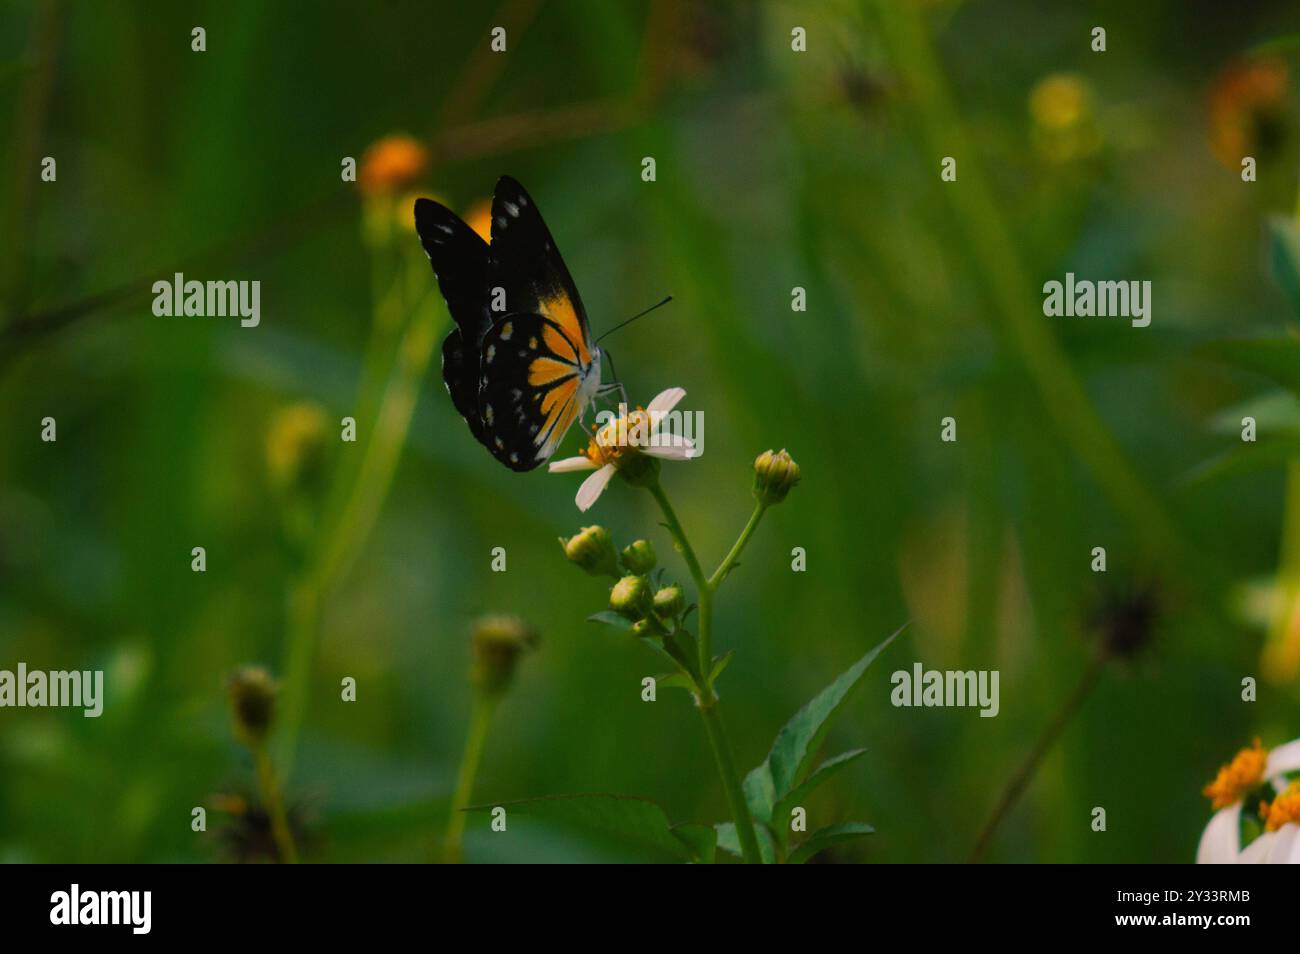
[1265,461,1300,680]
[647,477,763,863]
[647,480,707,589]
[968,654,1107,862]
[708,502,767,591]
[253,743,298,864]
[648,480,712,673]
[1266,182,1300,682]
[276,289,441,775]
[444,695,496,863]
[697,696,763,865]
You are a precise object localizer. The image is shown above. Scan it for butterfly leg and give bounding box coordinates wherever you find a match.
[597,347,629,409]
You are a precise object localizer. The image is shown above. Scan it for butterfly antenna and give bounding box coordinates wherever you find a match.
[595,295,673,344]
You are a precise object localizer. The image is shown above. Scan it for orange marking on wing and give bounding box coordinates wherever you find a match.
[541,294,591,365]
[541,389,580,450]
[541,322,577,363]
[528,356,575,387]
[541,376,577,420]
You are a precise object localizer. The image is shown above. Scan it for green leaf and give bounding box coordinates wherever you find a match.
[1207,391,1300,435]
[714,821,777,864]
[771,748,868,833]
[788,822,875,864]
[670,823,717,864]
[465,794,695,862]
[742,762,777,824]
[708,650,734,684]
[1268,214,1300,317]
[1197,337,1300,395]
[661,627,702,682]
[1181,437,1300,488]
[764,625,904,797]
[587,611,634,631]
[654,671,696,692]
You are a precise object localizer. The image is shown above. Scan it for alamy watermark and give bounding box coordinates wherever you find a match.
[50,885,150,934]
[1042,272,1151,328]
[152,271,260,327]
[0,663,103,717]
[890,663,1000,718]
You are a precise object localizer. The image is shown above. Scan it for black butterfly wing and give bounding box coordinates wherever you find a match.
[476,313,590,472]
[487,176,596,369]
[414,181,597,468]
[414,197,495,447]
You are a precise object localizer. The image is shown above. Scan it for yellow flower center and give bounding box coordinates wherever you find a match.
[584,408,653,468]
[1264,781,1300,832]
[1203,738,1268,810]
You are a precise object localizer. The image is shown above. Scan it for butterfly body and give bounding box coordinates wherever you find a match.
[415,177,603,471]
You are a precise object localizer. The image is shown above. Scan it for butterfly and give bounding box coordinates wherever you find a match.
[414,176,610,472]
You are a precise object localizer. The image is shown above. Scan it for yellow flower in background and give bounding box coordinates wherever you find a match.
[1207,59,1289,168]
[358,133,429,196]
[1031,74,1089,129]
[1240,780,1300,862]
[463,198,493,242]
[1029,73,1101,162]
[1202,738,1267,810]
[1264,781,1300,833]
[265,402,330,498]
[1197,737,1300,863]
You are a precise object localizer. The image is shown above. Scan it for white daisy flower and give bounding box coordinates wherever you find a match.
[548,387,697,512]
[1196,738,1300,863]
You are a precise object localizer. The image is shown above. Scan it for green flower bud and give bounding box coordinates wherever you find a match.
[609,574,653,621]
[560,525,619,578]
[653,584,685,619]
[630,618,654,638]
[753,448,801,505]
[470,615,539,696]
[620,539,657,574]
[228,666,277,746]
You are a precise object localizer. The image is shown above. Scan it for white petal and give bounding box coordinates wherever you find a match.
[646,387,686,416]
[1267,824,1300,863]
[575,464,616,512]
[1266,738,1300,782]
[549,456,597,473]
[1238,830,1274,864]
[645,437,697,462]
[1196,805,1242,864]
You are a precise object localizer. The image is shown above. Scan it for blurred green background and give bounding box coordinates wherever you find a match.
[3,0,1300,863]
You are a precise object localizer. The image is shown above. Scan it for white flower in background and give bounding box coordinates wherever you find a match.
[548,387,697,512]
[1238,781,1300,863]
[1196,738,1300,863]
